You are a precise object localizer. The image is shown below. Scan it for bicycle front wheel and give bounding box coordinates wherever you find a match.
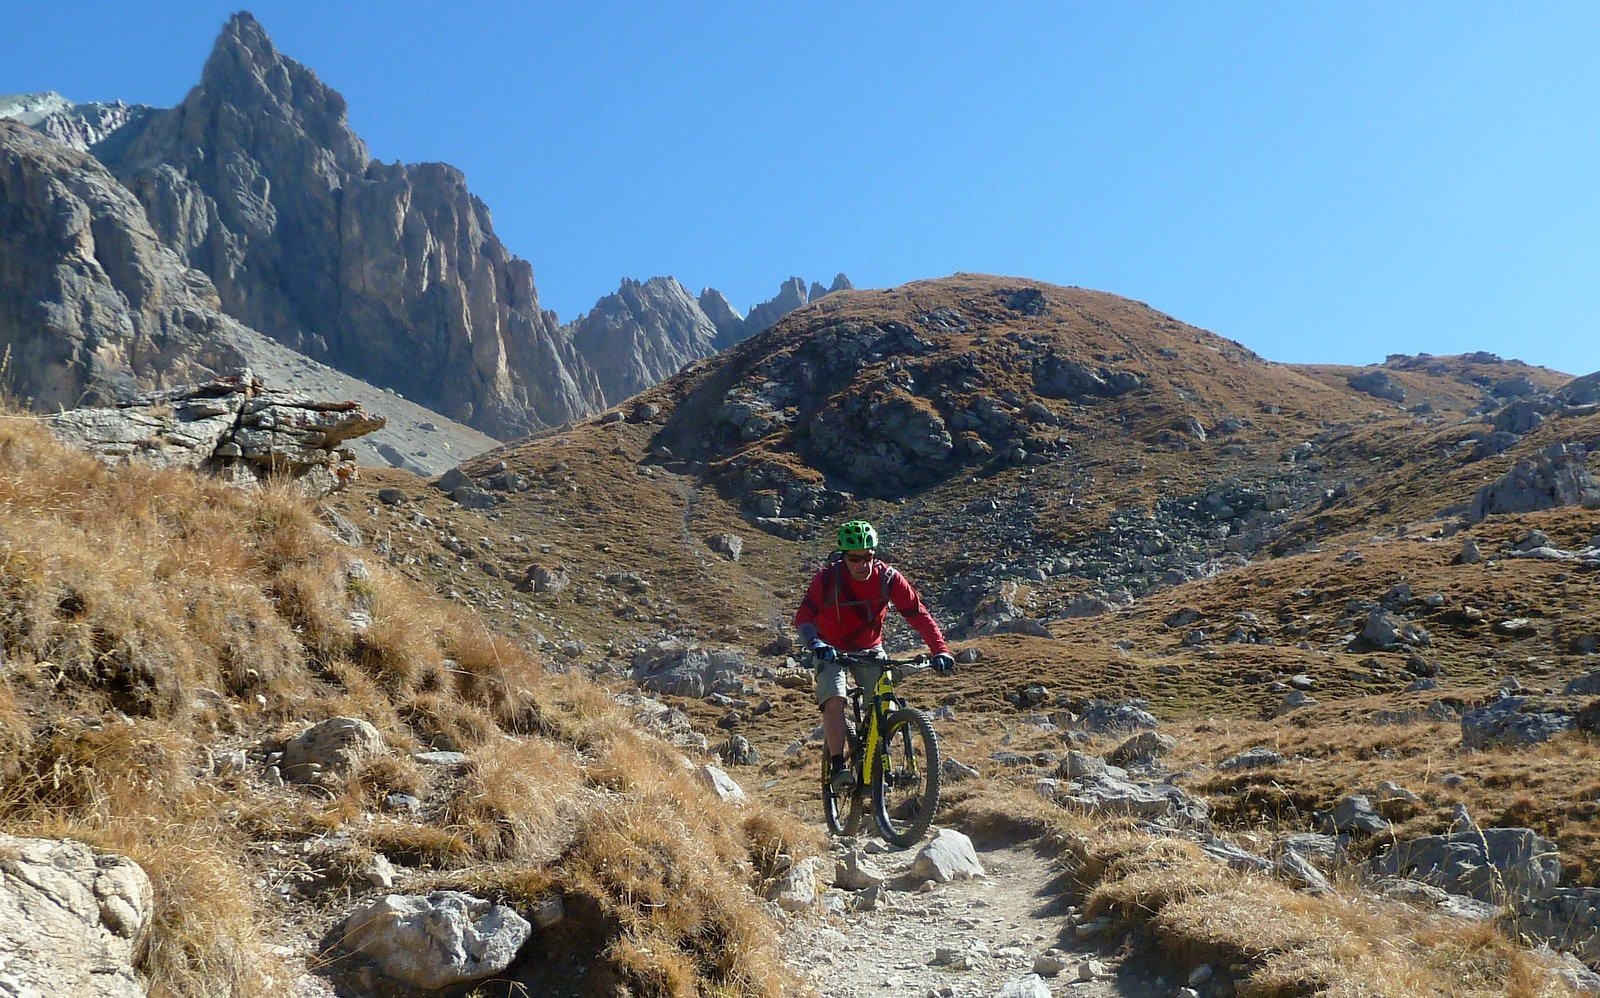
[873,708,940,848]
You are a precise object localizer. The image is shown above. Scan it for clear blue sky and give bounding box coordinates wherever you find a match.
[5,2,1598,374]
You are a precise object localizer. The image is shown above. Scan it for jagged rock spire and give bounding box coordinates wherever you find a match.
[94,12,602,438]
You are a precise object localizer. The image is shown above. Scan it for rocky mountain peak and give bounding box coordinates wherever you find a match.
[180,9,368,173]
[568,276,719,404]
[88,12,602,439]
[697,288,746,348]
[0,93,154,153]
[0,92,73,126]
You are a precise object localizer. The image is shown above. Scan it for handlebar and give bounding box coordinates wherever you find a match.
[838,651,931,670]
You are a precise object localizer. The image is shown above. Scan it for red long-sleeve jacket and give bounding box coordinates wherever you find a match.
[794,559,950,656]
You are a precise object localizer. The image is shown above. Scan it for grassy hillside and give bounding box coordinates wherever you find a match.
[0,411,813,996]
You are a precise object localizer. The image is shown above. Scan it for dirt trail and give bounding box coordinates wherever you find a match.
[781,832,1168,997]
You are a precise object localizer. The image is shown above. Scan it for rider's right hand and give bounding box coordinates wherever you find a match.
[810,640,838,664]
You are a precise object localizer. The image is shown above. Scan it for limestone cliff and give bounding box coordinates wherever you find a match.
[0,120,247,408]
[97,12,602,438]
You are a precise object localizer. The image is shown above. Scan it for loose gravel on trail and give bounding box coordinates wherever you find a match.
[781,836,1166,997]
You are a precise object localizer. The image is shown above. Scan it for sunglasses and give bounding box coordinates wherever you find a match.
[844,552,874,564]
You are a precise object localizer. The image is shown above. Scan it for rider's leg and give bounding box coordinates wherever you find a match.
[822,696,848,758]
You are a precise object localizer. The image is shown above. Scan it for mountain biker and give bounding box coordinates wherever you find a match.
[795,519,955,794]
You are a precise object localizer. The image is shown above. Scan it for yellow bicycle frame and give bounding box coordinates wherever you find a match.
[858,668,898,788]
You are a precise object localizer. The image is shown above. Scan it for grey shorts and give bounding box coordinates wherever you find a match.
[815,650,887,708]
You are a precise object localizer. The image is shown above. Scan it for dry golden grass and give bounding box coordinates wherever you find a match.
[0,413,803,995]
[946,786,1576,996]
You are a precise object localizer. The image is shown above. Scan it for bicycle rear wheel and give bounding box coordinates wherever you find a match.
[873,708,940,848]
[822,752,863,836]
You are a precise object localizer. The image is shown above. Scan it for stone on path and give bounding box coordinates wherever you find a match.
[909,829,986,883]
[769,856,827,911]
[835,850,889,890]
[996,974,1052,997]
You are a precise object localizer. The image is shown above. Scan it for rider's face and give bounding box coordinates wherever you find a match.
[844,550,874,581]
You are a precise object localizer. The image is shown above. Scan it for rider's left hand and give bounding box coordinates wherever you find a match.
[931,653,955,675]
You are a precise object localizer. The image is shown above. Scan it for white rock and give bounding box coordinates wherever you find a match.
[996,973,1052,997]
[908,828,986,884]
[342,891,530,990]
[283,716,385,783]
[835,850,888,890]
[0,834,153,998]
[697,764,748,805]
[364,853,396,889]
[769,856,826,911]
[1033,949,1069,975]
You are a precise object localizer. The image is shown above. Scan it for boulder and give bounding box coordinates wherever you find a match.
[1493,400,1547,435]
[282,716,385,782]
[342,891,531,990]
[1275,848,1334,895]
[1031,353,1142,401]
[834,851,889,891]
[1564,672,1600,696]
[997,974,1052,997]
[1362,609,1430,649]
[908,829,986,883]
[1348,369,1406,402]
[719,734,760,766]
[1218,747,1284,771]
[630,641,751,697]
[1278,833,1341,865]
[1460,697,1573,749]
[1062,772,1209,825]
[1469,443,1600,522]
[941,757,981,783]
[768,856,826,911]
[1108,732,1177,766]
[1370,828,1562,903]
[1321,794,1390,837]
[706,532,744,562]
[1516,887,1600,964]
[0,833,154,998]
[1074,699,1160,733]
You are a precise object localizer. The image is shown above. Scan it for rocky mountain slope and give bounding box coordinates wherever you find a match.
[0,118,249,409]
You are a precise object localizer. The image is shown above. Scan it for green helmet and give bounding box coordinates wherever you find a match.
[837,519,879,551]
